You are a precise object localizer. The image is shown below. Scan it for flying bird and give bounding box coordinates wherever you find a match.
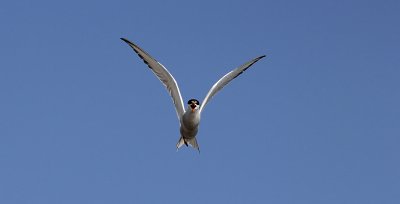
[121,38,265,152]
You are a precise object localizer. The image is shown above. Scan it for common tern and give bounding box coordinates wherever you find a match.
[121,38,265,152]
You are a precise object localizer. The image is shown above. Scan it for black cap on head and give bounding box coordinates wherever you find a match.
[187,99,200,105]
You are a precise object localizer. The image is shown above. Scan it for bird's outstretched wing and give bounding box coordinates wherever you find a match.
[121,38,185,120]
[199,55,266,113]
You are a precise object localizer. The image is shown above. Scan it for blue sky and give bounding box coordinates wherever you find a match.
[1,0,399,203]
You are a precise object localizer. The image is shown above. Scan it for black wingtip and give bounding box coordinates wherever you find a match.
[252,55,266,62]
[121,38,137,47]
[120,37,130,44]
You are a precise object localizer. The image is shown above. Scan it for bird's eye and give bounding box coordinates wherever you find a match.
[187,99,200,105]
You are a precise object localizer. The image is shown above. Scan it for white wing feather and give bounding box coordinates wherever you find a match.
[121,38,185,120]
[199,55,266,113]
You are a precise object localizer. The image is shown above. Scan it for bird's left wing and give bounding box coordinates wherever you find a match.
[199,55,266,113]
[121,38,185,120]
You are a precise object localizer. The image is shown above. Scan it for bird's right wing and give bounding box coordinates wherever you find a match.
[199,55,266,113]
[121,38,185,120]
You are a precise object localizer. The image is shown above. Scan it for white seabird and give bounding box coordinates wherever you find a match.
[121,38,266,152]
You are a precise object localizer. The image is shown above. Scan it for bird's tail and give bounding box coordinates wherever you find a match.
[176,136,200,152]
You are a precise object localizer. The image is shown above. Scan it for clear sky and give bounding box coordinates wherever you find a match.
[1,0,399,203]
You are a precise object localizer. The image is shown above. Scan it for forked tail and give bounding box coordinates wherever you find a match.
[176,136,200,152]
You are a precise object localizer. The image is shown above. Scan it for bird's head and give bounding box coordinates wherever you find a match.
[187,99,200,112]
